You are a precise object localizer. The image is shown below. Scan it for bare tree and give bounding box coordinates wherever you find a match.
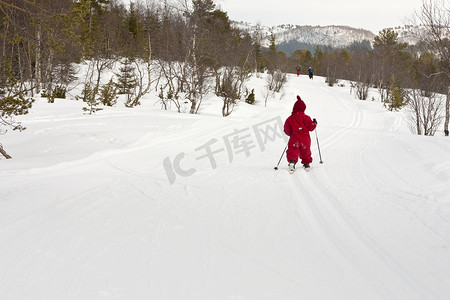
[217,67,241,116]
[348,48,373,100]
[155,60,185,112]
[176,0,236,114]
[322,50,340,87]
[152,1,189,112]
[212,26,253,116]
[125,58,153,107]
[406,88,444,135]
[266,69,287,93]
[409,0,450,136]
[351,79,370,100]
[185,24,209,114]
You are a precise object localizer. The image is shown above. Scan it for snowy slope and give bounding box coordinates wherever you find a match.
[233,22,440,49]
[233,22,376,48]
[1,73,450,299]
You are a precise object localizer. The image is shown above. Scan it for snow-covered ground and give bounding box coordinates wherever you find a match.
[1,73,450,299]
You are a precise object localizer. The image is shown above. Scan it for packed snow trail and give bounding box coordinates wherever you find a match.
[1,74,450,299]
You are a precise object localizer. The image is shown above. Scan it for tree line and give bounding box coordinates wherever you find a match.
[0,0,449,145]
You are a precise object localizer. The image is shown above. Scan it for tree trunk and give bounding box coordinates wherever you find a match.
[189,25,198,114]
[189,91,197,114]
[44,47,54,92]
[222,100,228,117]
[28,43,34,97]
[445,86,450,136]
[1,23,7,60]
[17,43,23,83]
[35,26,42,94]
[0,144,12,159]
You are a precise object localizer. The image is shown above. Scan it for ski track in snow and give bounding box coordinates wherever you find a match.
[1,74,450,299]
[282,81,431,299]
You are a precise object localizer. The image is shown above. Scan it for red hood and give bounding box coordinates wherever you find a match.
[292,96,306,113]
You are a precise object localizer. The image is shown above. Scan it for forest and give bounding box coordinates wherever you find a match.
[1,0,449,137]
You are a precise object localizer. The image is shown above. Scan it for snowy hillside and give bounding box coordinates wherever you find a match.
[1,73,450,299]
[233,22,376,48]
[391,24,450,45]
[233,22,437,50]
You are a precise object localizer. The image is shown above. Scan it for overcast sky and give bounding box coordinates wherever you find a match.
[217,0,425,33]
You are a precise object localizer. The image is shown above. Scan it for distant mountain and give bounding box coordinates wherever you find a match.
[233,22,376,54]
[391,25,424,45]
[232,22,424,54]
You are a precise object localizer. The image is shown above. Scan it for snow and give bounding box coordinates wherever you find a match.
[1,73,450,299]
[233,22,376,50]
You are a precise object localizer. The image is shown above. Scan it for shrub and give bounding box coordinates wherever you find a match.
[245,88,256,104]
[98,79,118,106]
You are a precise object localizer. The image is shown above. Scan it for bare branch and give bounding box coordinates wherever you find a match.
[0,143,12,159]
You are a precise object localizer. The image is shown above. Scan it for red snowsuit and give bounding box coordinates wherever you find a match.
[284,96,316,165]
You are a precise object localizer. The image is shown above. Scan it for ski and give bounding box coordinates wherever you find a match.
[287,162,311,173]
[288,162,296,174]
[289,167,310,174]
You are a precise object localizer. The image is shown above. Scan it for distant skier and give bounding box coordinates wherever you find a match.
[296,65,301,77]
[308,66,314,79]
[284,95,317,172]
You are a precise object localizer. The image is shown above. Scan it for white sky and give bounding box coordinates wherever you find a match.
[217,0,425,33]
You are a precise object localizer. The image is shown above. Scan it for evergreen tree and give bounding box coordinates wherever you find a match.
[372,29,409,103]
[72,0,110,58]
[78,82,103,114]
[98,79,118,106]
[387,75,407,111]
[313,46,324,75]
[115,58,137,95]
[0,58,34,133]
[265,33,278,72]
[373,28,400,48]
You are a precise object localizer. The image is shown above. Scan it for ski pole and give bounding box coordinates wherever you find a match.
[314,128,323,164]
[274,142,288,170]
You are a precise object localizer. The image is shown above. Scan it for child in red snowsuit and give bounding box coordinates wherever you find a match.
[284,95,317,170]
